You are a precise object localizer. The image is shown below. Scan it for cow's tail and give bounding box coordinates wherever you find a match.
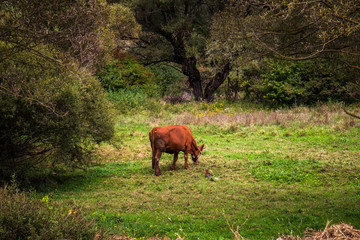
[149,128,157,169]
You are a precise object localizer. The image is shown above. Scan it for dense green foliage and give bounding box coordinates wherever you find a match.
[148,63,185,98]
[0,49,114,181]
[98,51,158,95]
[239,60,350,106]
[0,185,97,239]
[98,51,164,113]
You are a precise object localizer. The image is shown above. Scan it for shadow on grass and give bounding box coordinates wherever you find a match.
[29,161,151,193]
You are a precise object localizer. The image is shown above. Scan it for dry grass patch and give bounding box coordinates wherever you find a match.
[168,104,359,130]
[94,144,123,163]
[278,222,360,240]
[96,222,360,240]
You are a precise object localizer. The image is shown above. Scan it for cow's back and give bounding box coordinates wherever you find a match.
[151,125,194,152]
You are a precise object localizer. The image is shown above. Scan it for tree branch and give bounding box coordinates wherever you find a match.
[252,30,324,60]
[343,108,360,120]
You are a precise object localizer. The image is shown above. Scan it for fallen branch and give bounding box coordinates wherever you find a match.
[343,108,360,120]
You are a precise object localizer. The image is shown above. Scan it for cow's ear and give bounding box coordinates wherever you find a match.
[200,144,205,151]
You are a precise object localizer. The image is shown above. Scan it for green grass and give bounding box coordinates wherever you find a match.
[33,102,360,239]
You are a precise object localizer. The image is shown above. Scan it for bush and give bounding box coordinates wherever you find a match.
[148,63,186,97]
[241,59,349,107]
[0,47,115,182]
[0,186,97,239]
[98,50,160,97]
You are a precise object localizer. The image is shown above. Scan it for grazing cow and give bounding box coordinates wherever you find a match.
[149,125,204,176]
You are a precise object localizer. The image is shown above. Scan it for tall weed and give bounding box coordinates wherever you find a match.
[0,186,97,240]
[107,89,149,113]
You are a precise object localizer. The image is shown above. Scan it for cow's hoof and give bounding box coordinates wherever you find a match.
[155,172,162,176]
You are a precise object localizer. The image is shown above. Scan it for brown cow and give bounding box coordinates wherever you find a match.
[149,125,204,176]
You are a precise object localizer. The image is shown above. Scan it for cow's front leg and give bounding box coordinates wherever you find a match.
[171,152,178,170]
[184,152,190,170]
[154,149,162,176]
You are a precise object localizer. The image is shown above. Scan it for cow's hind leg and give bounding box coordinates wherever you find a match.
[171,152,179,170]
[151,146,156,169]
[154,148,162,176]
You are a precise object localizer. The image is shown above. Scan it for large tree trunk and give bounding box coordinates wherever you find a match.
[182,57,203,100]
[171,36,203,100]
[203,62,231,102]
[168,32,230,101]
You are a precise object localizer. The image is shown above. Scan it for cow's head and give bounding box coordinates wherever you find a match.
[191,144,204,165]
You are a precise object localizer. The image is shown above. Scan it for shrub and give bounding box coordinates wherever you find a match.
[98,50,160,97]
[241,59,349,107]
[0,186,97,240]
[0,47,115,182]
[148,63,186,97]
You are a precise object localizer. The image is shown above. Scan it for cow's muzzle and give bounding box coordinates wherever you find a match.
[194,152,201,164]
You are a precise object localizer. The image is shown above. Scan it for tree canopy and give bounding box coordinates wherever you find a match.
[213,0,360,64]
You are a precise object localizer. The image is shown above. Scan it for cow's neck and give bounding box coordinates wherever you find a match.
[191,140,199,151]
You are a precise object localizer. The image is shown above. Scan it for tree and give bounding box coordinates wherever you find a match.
[0,0,116,181]
[108,3,142,45]
[210,0,360,102]
[1,0,117,71]
[131,0,230,101]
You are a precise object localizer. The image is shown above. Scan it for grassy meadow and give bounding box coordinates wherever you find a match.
[33,101,360,239]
